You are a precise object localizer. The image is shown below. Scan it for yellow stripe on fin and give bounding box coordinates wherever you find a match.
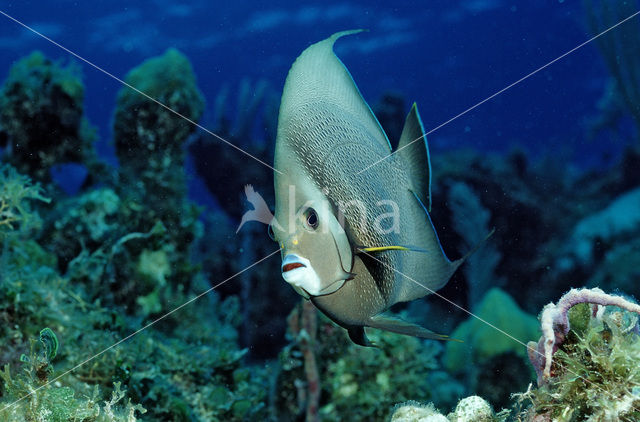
[358,245,429,253]
[360,245,410,253]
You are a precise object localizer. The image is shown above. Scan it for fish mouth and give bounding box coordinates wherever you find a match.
[281,254,308,273]
[282,262,306,272]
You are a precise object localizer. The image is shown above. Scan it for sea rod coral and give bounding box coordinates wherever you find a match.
[527,287,640,384]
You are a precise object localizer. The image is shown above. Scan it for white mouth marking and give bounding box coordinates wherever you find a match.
[281,254,322,296]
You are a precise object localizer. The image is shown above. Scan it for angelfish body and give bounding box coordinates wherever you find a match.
[272,30,466,346]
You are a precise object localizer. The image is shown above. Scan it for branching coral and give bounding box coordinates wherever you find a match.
[527,287,640,384]
[0,164,50,237]
[518,288,640,421]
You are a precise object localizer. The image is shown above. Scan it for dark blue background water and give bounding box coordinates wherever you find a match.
[0,1,629,173]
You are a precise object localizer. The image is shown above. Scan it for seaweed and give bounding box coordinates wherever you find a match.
[0,328,146,422]
[517,294,640,421]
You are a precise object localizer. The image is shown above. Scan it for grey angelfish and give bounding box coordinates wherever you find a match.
[271,30,482,346]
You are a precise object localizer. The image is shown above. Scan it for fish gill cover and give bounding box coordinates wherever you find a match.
[0,1,639,421]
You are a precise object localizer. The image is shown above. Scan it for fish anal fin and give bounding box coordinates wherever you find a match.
[397,103,432,212]
[368,314,459,342]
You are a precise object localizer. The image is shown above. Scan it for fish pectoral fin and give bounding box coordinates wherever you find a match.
[315,278,347,296]
[358,245,428,254]
[368,315,461,342]
[347,327,377,347]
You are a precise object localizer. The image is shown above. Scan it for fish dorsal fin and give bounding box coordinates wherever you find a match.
[279,30,392,151]
[397,103,432,211]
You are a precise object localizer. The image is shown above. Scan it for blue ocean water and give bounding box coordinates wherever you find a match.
[0,1,621,170]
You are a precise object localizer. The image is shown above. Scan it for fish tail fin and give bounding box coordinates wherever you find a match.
[391,190,460,303]
[452,227,496,269]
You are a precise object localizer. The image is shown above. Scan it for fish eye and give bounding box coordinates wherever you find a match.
[304,208,319,231]
[267,224,276,241]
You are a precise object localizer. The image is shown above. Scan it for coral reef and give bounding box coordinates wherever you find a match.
[0,51,102,185]
[42,187,121,269]
[114,48,204,211]
[0,163,50,236]
[0,182,269,420]
[0,50,270,421]
[518,288,640,421]
[274,304,445,422]
[585,0,640,138]
[391,401,448,422]
[527,287,640,383]
[448,181,503,307]
[562,186,640,266]
[0,329,145,421]
[443,288,539,408]
[113,47,203,258]
[38,47,205,316]
[394,287,640,421]
[449,396,496,422]
[3,16,640,420]
[586,236,640,295]
[444,288,539,372]
[391,396,506,422]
